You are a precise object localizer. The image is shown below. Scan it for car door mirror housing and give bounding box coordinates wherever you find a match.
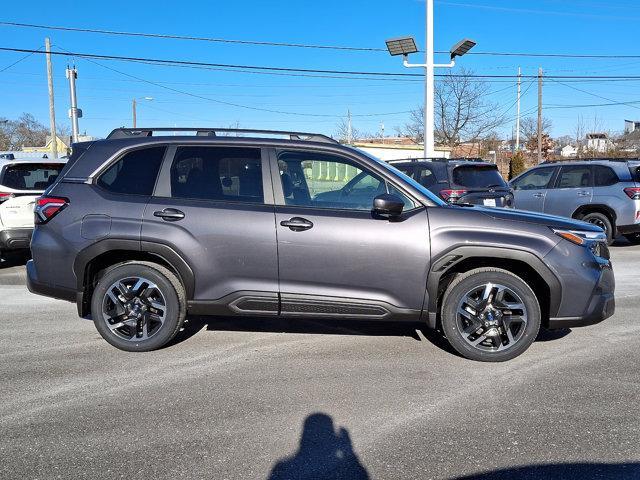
[373,193,405,218]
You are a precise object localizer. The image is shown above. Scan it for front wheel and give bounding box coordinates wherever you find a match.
[91,261,186,352]
[440,268,541,362]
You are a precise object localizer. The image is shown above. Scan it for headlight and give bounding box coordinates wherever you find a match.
[552,228,609,259]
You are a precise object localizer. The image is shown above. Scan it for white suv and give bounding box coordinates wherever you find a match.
[0,157,66,259]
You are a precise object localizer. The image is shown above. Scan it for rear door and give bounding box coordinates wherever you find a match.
[271,148,430,319]
[0,162,64,228]
[142,145,279,313]
[510,166,557,212]
[544,165,593,217]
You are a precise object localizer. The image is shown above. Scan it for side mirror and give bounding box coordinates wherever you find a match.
[373,193,405,218]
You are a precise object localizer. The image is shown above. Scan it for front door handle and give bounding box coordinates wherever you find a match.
[153,208,185,221]
[533,193,545,198]
[280,217,314,232]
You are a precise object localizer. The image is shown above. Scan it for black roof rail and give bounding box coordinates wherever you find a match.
[388,157,487,164]
[106,127,338,144]
[541,157,637,164]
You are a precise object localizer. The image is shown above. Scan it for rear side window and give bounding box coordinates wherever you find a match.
[593,165,619,187]
[0,163,64,191]
[556,165,591,188]
[97,146,166,195]
[170,146,263,203]
[452,165,506,188]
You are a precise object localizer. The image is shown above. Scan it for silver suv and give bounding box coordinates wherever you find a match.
[510,159,640,244]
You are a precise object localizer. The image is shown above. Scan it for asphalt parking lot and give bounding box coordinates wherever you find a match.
[1,245,640,480]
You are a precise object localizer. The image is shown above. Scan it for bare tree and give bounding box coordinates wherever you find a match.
[520,116,552,148]
[397,68,506,147]
[574,115,586,158]
[0,114,70,150]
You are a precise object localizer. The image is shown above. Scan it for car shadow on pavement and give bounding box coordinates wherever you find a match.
[171,315,459,355]
[536,327,571,342]
[0,250,30,269]
[451,462,640,479]
[267,412,369,480]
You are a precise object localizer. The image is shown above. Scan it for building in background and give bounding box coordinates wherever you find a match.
[353,142,451,160]
[624,120,640,134]
[585,133,613,153]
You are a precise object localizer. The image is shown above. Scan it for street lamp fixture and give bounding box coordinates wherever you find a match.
[450,39,477,59]
[385,36,419,57]
[132,96,154,128]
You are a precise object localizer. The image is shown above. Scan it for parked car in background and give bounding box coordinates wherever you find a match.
[27,128,614,362]
[390,158,514,208]
[510,159,640,245]
[0,158,66,259]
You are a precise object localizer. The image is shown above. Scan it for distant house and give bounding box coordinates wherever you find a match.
[561,144,579,158]
[586,133,613,153]
[625,120,640,134]
[21,135,70,156]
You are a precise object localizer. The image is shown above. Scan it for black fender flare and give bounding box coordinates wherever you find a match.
[425,245,562,328]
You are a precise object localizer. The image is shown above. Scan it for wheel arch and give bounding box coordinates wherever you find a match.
[73,239,195,317]
[425,246,561,330]
[572,204,617,229]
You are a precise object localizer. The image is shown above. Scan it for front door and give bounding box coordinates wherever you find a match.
[142,145,279,314]
[511,166,558,213]
[271,148,430,320]
[544,165,593,218]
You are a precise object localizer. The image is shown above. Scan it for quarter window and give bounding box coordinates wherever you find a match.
[97,146,166,195]
[593,165,619,187]
[170,146,263,203]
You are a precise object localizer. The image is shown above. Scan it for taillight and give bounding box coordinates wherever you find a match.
[0,192,14,203]
[624,187,640,200]
[440,189,468,202]
[35,196,68,224]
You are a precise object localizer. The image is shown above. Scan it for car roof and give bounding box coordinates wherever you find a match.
[0,157,67,166]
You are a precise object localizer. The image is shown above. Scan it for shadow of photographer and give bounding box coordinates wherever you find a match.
[267,413,369,480]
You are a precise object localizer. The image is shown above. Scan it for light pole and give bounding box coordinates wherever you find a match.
[386,2,476,158]
[132,97,153,128]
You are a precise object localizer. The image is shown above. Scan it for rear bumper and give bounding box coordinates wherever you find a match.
[0,228,32,250]
[26,259,76,303]
[617,224,640,235]
[548,261,615,329]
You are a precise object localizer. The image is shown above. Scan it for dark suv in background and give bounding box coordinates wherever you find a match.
[27,128,614,362]
[510,159,640,244]
[391,158,514,208]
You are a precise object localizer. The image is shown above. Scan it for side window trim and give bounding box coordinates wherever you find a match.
[153,145,177,197]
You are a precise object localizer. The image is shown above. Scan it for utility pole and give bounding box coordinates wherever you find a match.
[380,121,385,143]
[132,98,137,128]
[66,66,80,143]
[537,67,543,164]
[515,66,521,151]
[425,0,435,159]
[45,38,58,159]
[346,109,352,144]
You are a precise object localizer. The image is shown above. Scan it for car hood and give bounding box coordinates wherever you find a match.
[470,206,602,232]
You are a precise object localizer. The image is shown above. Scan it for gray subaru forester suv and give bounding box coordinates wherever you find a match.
[27,128,615,362]
[510,159,640,245]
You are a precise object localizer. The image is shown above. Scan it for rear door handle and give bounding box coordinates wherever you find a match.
[533,193,545,198]
[280,217,313,232]
[577,191,590,197]
[153,208,185,221]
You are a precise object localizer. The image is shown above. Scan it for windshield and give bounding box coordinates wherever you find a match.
[452,165,507,188]
[0,163,64,191]
[355,149,447,206]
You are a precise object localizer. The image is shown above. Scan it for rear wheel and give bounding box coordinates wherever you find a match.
[440,268,541,362]
[624,233,640,245]
[91,261,186,352]
[581,212,614,245]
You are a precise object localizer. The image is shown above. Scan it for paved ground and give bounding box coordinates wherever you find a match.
[1,244,639,480]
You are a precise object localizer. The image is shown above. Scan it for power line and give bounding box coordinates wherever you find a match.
[547,78,640,111]
[2,21,640,59]
[0,45,41,72]
[6,46,640,81]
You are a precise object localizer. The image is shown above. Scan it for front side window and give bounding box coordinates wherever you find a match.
[98,146,166,195]
[170,146,263,203]
[0,163,64,190]
[556,165,592,189]
[277,151,414,211]
[511,167,556,191]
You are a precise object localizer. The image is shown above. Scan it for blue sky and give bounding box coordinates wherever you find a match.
[2,0,640,140]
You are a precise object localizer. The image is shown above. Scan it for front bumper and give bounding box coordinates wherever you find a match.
[548,259,615,329]
[0,227,32,250]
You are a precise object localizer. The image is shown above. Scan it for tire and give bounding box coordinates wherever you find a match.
[624,233,640,245]
[440,267,541,362]
[91,261,186,352]
[581,212,614,245]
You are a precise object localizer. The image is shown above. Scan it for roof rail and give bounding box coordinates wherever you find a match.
[388,157,487,164]
[541,158,637,164]
[106,127,338,144]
